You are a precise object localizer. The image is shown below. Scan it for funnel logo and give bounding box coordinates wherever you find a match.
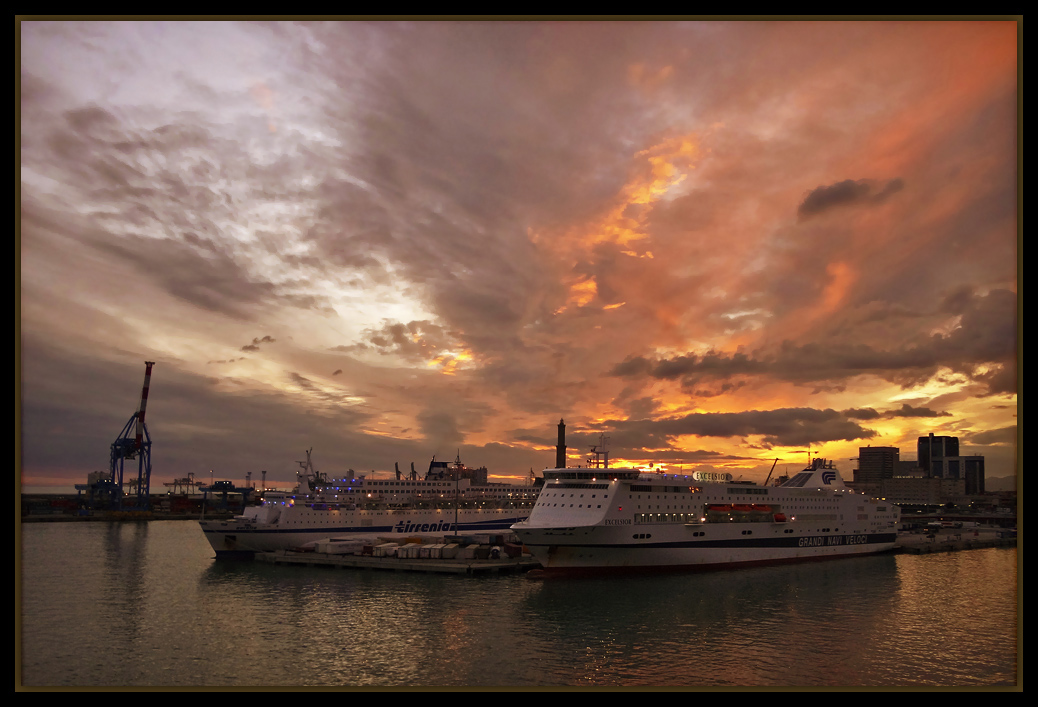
[822,471,836,485]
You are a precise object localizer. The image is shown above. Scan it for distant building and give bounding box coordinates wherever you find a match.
[845,433,988,507]
[918,434,959,477]
[961,456,986,495]
[917,433,986,494]
[855,446,899,485]
[895,460,924,477]
[881,475,966,506]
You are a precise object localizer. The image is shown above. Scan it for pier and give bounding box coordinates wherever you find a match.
[255,548,540,575]
[894,527,1016,554]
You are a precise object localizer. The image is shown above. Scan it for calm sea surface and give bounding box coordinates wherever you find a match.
[18,520,1019,689]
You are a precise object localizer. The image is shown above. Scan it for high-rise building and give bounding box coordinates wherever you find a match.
[917,434,960,477]
[962,456,986,495]
[856,446,899,485]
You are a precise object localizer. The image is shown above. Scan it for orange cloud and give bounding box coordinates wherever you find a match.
[536,133,700,314]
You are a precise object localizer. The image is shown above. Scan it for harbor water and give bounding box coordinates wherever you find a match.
[18,520,1018,688]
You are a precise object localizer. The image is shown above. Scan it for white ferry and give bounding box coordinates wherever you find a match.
[200,451,538,558]
[511,456,900,575]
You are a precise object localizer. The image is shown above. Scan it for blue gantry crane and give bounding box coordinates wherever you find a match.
[108,361,156,511]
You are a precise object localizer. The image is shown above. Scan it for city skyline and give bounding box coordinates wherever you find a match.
[19,20,1019,492]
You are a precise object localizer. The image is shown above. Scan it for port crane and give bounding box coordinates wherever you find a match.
[108,361,156,511]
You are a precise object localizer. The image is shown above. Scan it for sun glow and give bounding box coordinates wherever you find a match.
[429,349,474,375]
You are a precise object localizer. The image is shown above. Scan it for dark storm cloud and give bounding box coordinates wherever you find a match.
[939,285,977,315]
[611,351,764,381]
[285,372,367,411]
[610,289,1015,397]
[21,71,344,319]
[417,409,463,449]
[19,332,365,482]
[797,177,904,220]
[18,21,1019,488]
[240,336,276,352]
[294,22,666,345]
[347,320,455,363]
[842,407,881,420]
[965,425,1017,447]
[88,234,281,319]
[884,404,952,418]
[593,408,874,449]
[843,404,949,420]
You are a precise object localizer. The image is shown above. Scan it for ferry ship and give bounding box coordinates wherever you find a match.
[511,455,900,575]
[200,451,538,558]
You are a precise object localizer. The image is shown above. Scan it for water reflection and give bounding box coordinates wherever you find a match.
[21,522,1017,687]
[513,556,904,686]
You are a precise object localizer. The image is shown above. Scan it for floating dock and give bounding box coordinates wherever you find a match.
[252,527,1015,575]
[894,527,1016,555]
[255,548,540,575]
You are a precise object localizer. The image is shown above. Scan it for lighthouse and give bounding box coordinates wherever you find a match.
[555,418,567,469]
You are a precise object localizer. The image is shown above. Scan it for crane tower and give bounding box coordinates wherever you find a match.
[109,361,156,510]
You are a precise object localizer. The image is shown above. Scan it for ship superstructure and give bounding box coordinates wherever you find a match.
[200,451,537,558]
[512,456,900,575]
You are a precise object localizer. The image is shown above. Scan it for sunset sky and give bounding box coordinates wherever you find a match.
[18,20,1019,492]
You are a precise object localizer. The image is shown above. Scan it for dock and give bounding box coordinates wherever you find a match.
[255,548,541,575]
[894,527,1016,554]
[253,526,1016,575]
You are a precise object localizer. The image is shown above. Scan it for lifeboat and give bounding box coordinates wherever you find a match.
[706,504,732,512]
[750,504,773,512]
[730,504,753,512]
[772,513,787,522]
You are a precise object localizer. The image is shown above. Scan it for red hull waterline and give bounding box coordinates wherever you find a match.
[524,546,899,579]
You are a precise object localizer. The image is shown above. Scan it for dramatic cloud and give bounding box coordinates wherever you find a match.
[610,287,1016,398]
[19,20,1018,489]
[797,178,905,220]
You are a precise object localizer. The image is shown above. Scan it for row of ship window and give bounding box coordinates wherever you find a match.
[635,528,804,538]
[536,491,606,509]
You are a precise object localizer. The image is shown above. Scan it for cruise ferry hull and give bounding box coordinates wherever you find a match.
[201,509,529,558]
[519,525,897,575]
[512,458,900,576]
[199,451,536,558]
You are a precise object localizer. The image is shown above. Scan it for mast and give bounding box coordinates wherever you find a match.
[587,434,610,469]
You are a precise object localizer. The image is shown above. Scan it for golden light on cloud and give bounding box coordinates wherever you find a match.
[539,133,700,315]
[429,348,474,375]
[779,260,858,340]
[820,261,855,313]
[631,136,697,204]
[18,21,1018,499]
[567,277,599,309]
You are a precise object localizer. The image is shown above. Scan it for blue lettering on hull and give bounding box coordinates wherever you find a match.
[394,519,456,533]
[798,534,870,547]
